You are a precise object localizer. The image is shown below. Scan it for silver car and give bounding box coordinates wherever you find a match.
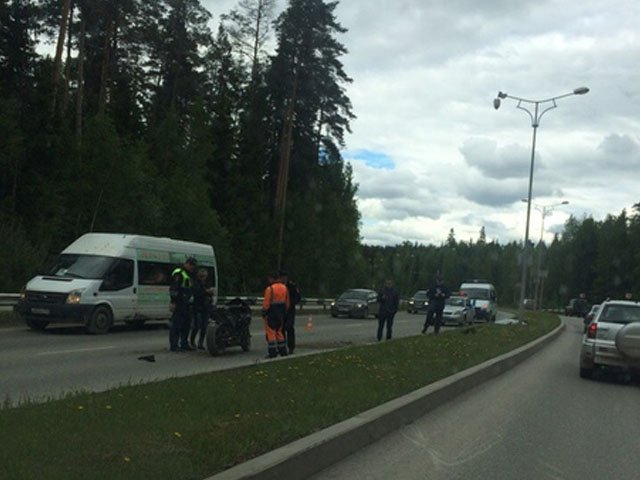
[579,300,640,379]
[442,295,475,326]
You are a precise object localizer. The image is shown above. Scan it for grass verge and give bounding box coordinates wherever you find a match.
[0,312,559,480]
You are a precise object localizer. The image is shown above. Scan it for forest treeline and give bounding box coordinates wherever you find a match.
[1,1,637,304]
[0,0,363,294]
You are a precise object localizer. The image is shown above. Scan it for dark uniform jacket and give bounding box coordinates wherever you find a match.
[426,284,451,310]
[377,287,400,316]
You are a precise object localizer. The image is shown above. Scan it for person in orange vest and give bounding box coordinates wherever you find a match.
[262,272,290,358]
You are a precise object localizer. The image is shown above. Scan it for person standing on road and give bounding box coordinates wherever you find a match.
[169,257,197,351]
[261,272,290,358]
[422,277,450,335]
[280,270,301,354]
[377,279,399,341]
[190,268,214,350]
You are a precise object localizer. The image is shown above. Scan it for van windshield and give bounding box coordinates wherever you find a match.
[46,254,117,280]
[463,288,490,300]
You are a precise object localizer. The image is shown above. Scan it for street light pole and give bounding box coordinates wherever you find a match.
[523,200,570,309]
[521,199,571,243]
[494,87,588,322]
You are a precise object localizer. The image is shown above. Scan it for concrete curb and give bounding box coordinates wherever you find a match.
[207,319,565,480]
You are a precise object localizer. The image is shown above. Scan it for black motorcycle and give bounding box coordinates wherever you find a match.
[206,298,252,356]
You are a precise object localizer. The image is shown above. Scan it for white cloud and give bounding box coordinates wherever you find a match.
[205,0,640,246]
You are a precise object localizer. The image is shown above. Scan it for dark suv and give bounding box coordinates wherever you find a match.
[565,298,588,317]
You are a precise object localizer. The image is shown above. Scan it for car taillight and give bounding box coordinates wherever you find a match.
[587,322,597,339]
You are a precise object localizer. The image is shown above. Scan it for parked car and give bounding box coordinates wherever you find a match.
[408,290,429,314]
[330,289,379,319]
[442,295,474,326]
[522,298,535,310]
[583,304,600,332]
[579,300,640,379]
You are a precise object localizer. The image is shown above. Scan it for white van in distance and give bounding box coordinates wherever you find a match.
[459,280,498,323]
[15,233,217,334]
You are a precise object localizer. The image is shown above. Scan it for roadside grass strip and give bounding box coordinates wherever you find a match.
[0,313,559,480]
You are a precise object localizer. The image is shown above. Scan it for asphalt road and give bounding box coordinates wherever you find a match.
[0,309,470,405]
[312,316,640,480]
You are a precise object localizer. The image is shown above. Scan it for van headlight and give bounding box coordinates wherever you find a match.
[66,289,85,305]
[356,303,364,309]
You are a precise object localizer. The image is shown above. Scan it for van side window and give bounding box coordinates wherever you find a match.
[138,261,173,286]
[100,259,134,291]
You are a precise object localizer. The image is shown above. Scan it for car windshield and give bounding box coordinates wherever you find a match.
[413,291,427,300]
[339,291,368,301]
[598,305,640,324]
[45,254,116,280]
[446,297,465,307]
[463,288,490,300]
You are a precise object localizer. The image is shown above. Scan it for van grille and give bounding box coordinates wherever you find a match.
[26,291,68,304]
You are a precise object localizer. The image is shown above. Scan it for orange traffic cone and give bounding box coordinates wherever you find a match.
[305,316,314,331]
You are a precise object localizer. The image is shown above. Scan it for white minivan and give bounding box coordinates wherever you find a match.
[459,280,498,323]
[16,233,217,334]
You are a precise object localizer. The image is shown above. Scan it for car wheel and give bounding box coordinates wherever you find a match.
[331,312,338,318]
[491,314,496,323]
[25,317,49,331]
[361,307,369,319]
[87,306,113,334]
[579,367,593,379]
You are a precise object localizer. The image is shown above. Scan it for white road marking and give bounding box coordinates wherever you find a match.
[36,346,117,356]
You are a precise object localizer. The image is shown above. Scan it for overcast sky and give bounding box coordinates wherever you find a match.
[205,0,640,246]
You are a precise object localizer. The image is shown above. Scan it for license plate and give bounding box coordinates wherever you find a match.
[31,308,50,315]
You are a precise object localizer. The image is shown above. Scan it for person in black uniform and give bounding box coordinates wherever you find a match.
[422,276,450,335]
[280,270,301,354]
[190,268,214,350]
[169,257,197,351]
[377,278,399,341]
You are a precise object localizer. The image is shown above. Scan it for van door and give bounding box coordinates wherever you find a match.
[136,260,173,320]
[98,258,136,321]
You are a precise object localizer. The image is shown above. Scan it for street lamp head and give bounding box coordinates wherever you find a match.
[493,98,501,110]
[497,91,508,99]
[561,200,569,205]
[573,86,589,95]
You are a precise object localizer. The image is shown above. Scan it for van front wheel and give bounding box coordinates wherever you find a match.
[87,306,113,334]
